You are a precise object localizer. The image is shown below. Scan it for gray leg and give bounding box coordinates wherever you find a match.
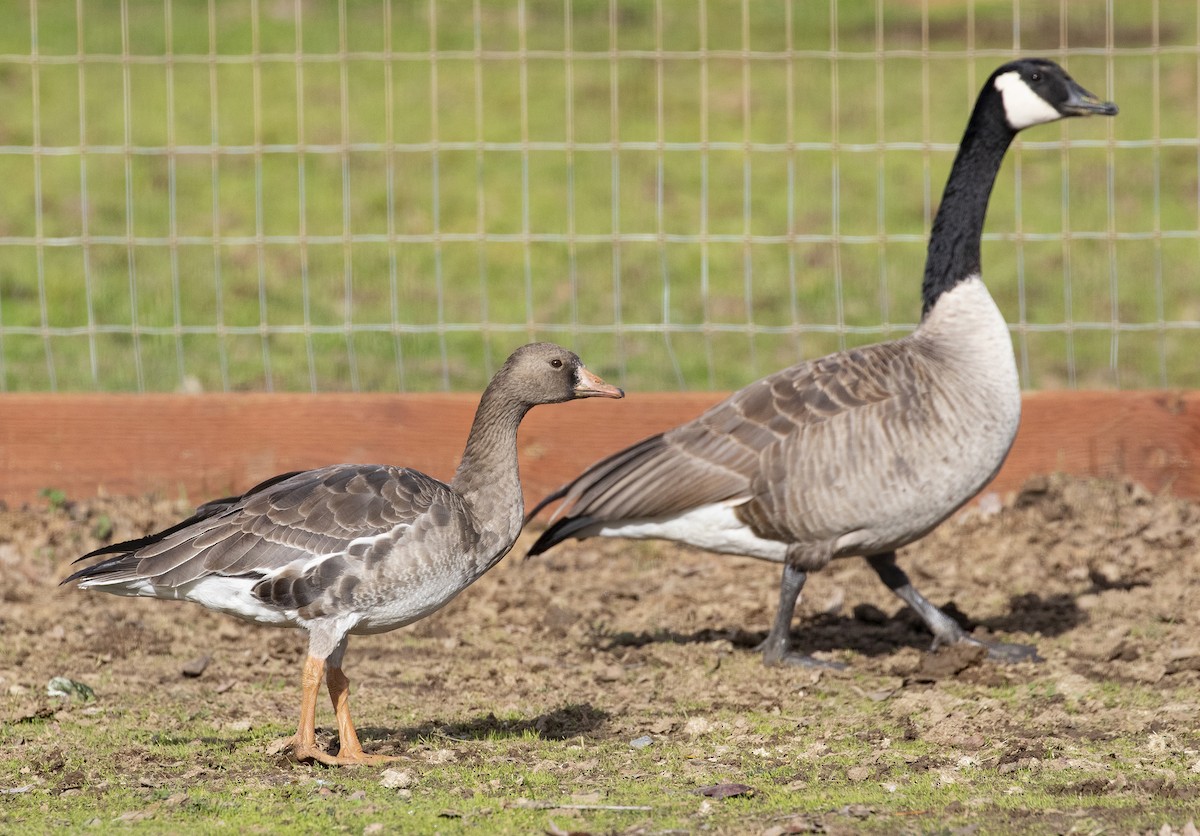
[759,562,846,670]
[867,552,1040,663]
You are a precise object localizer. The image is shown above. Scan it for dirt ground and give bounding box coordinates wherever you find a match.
[3,474,1200,833]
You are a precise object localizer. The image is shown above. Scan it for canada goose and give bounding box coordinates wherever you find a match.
[527,59,1117,668]
[63,343,622,766]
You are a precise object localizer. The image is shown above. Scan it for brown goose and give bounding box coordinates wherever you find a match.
[528,59,1117,668]
[64,343,622,766]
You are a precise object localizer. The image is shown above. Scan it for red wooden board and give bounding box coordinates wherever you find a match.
[0,391,1196,510]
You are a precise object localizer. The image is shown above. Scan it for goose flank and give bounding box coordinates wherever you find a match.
[526,59,1117,668]
[64,343,623,766]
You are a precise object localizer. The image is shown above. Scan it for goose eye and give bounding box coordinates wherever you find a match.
[1030,71,1042,82]
[550,358,563,368]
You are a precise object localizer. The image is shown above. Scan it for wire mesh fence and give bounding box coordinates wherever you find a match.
[0,0,1195,393]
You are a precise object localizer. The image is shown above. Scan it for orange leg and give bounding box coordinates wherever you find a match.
[325,666,400,765]
[286,655,343,766]
[281,655,399,767]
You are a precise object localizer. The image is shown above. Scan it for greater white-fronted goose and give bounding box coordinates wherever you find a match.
[64,343,623,766]
[528,59,1117,668]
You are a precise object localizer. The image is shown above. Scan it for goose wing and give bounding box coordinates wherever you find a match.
[528,341,918,551]
[64,464,461,595]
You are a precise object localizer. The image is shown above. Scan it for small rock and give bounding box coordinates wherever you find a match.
[629,735,653,749]
[181,656,211,678]
[697,782,754,799]
[847,766,871,782]
[380,769,414,789]
[46,677,95,702]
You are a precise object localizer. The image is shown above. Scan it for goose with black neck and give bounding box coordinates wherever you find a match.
[526,59,1117,669]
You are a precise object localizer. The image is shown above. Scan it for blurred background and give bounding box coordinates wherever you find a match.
[0,0,1192,394]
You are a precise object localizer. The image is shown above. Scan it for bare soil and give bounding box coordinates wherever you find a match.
[3,474,1200,833]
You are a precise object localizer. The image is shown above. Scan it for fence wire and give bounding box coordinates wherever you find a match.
[0,0,1195,393]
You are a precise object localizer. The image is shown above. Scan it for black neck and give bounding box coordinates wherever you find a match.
[920,84,1018,317]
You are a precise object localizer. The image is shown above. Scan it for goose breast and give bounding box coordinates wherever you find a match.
[740,278,1022,556]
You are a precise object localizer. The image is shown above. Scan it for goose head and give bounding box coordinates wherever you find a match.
[494,342,624,406]
[991,58,1118,131]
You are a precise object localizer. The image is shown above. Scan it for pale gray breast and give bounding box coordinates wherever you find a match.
[739,337,1019,554]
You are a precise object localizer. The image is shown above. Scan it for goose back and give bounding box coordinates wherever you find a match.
[68,464,483,628]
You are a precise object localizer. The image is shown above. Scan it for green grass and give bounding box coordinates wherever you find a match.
[0,1,1195,392]
[4,683,1197,833]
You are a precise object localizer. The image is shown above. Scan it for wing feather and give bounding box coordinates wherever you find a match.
[529,341,920,549]
[62,464,457,595]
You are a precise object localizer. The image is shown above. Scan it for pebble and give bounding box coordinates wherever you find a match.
[380,769,414,789]
[181,656,210,678]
